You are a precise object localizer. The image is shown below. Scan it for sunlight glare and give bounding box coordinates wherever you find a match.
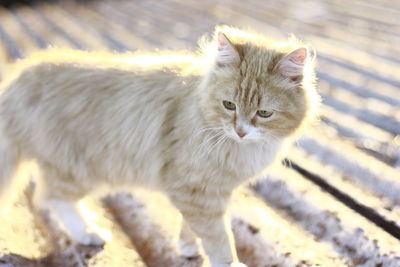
[78,199,113,242]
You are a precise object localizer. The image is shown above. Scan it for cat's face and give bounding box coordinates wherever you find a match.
[203,33,313,144]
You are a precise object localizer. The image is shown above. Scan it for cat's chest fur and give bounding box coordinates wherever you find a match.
[220,141,281,179]
[212,141,280,180]
[165,131,283,190]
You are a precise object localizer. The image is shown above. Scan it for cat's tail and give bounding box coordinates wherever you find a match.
[0,127,20,211]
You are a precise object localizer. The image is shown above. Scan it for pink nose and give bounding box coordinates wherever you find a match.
[236,130,247,138]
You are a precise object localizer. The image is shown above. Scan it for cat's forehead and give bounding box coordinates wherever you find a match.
[240,44,281,74]
[213,44,293,110]
[235,50,285,109]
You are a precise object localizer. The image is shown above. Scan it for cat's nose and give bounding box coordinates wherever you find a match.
[236,129,247,138]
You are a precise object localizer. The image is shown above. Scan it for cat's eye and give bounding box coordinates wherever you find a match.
[222,100,236,111]
[257,110,273,118]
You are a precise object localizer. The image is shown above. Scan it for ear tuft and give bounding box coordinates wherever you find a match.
[216,32,240,67]
[277,47,308,81]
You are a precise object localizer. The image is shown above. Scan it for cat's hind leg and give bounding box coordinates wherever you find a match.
[47,199,104,246]
[37,163,104,246]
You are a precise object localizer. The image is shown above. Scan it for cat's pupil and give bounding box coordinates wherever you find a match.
[222,100,236,111]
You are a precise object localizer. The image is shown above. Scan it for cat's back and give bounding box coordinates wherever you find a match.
[0,49,201,184]
[0,50,180,131]
[1,48,199,95]
[0,49,201,116]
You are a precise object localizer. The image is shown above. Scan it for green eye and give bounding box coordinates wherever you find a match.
[257,110,273,118]
[222,100,236,111]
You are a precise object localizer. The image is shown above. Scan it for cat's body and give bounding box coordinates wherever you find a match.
[0,27,318,267]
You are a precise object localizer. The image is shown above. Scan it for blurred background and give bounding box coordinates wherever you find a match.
[0,0,399,266]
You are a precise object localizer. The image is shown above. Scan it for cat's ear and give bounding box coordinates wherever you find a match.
[216,32,240,67]
[277,48,307,82]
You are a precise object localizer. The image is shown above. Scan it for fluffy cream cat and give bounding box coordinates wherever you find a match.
[0,26,318,267]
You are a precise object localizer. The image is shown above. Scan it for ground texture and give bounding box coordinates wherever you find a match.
[0,0,399,266]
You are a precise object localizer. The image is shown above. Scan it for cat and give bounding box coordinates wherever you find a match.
[0,26,318,267]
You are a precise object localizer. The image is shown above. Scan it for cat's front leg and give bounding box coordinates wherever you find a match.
[169,191,247,267]
[179,219,200,258]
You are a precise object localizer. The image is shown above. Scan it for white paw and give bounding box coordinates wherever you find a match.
[211,263,247,267]
[178,239,200,258]
[47,200,105,246]
[71,231,104,246]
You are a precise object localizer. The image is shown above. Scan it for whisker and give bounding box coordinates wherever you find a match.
[193,131,222,156]
[207,133,226,154]
[189,125,224,144]
[263,132,280,144]
[204,132,225,156]
[191,126,224,138]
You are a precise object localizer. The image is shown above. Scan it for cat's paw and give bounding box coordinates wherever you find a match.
[178,239,200,258]
[70,231,104,246]
[47,200,105,246]
[230,263,247,267]
[211,263,247,267]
